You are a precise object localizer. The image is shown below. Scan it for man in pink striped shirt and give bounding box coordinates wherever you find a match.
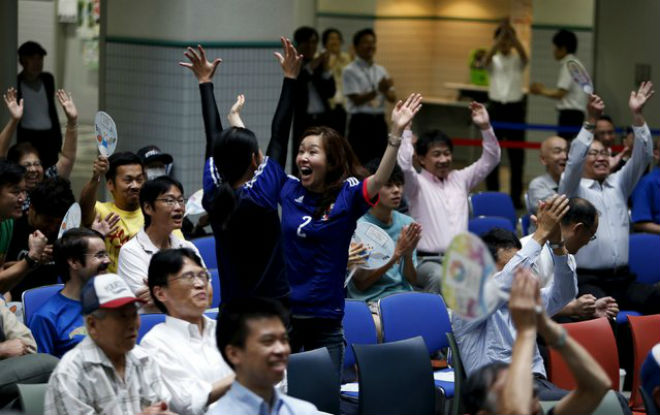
[397,102,501,292]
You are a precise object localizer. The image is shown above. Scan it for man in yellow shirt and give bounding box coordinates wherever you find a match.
[79,152,183,272]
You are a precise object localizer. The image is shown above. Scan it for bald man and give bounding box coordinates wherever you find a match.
[527,136,568,213]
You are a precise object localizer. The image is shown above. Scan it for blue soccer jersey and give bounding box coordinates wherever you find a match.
[244,157,377,319]
[29,292,86,358]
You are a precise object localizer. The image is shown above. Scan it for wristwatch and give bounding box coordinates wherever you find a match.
[387,133,402,147]
[549,240,565,250]
[583,121,596,131]
[24,253,39,269]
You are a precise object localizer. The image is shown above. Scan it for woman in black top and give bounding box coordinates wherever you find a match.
[179,39,301,306]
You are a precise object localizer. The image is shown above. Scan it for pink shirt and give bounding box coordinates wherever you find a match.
[397,128,501,253]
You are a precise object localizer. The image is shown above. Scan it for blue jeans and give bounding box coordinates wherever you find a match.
[290,317,345,380]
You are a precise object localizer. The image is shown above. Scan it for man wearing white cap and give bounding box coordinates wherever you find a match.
[44,273,175,415]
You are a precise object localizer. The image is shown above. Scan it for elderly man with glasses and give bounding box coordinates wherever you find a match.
[559,85,660,315]
[141,248,234,415]
[118,176,204,312]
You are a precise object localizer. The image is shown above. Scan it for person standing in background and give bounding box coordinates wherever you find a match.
[483,20,529,209]
[16,41,62,169]
[322,28,352,135]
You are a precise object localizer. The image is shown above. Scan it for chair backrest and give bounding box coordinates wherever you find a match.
[629,233,660,284]
[343,300,378,369]
[353,336,436,415]
[380,292,451,355]
[469,192,517,227]
[22,284,64,325]
[548,318,619,390]
[468,216,515,236]
[17,383,48,414]
[192,236,217,269]
[446,332,465,415]
[137,313,166,344]
[209,268,221,308]
[628,314,660,410]
[287,347,340,415]
[519,213,532,236]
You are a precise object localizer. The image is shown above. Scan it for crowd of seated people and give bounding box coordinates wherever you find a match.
[0,25,657,415]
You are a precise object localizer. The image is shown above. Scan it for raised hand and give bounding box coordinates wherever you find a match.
[391,93,423,135]
[3,88,23,121]
[509,267,540,333]
[586,94,605,121]
[28,230,48,260]
[469,101,491,130]
[273,37,303,79]
[91,212,121,237]
[92,155,110,180]
[179,45,222,84]
[56,89,78,122]
[227,94,246,128]
[629,81,654,114]
[394,223,422,258]
[535,194,569,242]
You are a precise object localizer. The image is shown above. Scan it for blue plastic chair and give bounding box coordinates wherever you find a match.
[468,216,515,236]
[288,347,340,414]
[469,192,517,227]
[137,313,166,344]
[341,300,379,398]
[379,292,455,398]
[204,310,218,319]
[22,284,64,325]
[209,268,221,308]
[519,213,532,236]
[192,236,217,269]
[629,233,660,284]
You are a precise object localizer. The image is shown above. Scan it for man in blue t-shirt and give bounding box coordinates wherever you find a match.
[631,137,660,234]
[29,228,110,357]
[348,160,421,308]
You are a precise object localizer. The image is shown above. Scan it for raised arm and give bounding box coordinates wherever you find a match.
[54,90,78,178]
[266,37,302,168]
[558,95,604,196]
[80,156,109,227]
[179,45,223,160]
[226,94,245,128]
[396,127,420,198]
[461,102,502,189]
[617,81,655,197]
[366,93,422,198]
[0,88,23,157]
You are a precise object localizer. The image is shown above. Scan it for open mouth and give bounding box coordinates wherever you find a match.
[171,213,183,221]
[299,166,312,178]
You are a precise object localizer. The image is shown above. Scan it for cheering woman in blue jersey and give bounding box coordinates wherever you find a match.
[241,92,422,375]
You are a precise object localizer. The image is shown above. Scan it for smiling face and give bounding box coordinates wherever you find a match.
[75,237,111,280]
[419,143,453,179]
[154,256,210,321]
[226,316,290,389]
[0,180,27,220]
[18,152,44,191]
[325,31,342,54]
[144,184,184,232]
[108,164,144,211]
[540,136,568,180]
[583,140,610,181]
[297,134,328,192]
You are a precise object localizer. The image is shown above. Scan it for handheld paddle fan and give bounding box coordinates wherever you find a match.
[57,203,81,239]
[566,59,594,94]
[185,189,205,217]
[94,111,118,157]
[345,222,395,287]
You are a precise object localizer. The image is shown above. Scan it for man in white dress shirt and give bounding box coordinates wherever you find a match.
[141,248,234,415]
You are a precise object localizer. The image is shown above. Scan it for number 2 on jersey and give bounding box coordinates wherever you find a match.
[297,216,312,238]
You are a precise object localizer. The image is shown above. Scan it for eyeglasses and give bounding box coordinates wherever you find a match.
[587,150,609,157]
[84,251,110,259]
[170,269,211,284]
[156,197,186,207]
[21,161,42,169]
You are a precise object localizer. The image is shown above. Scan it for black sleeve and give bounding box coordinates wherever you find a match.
[266,78,295,168]
[199,82,223,160]
[312,67,336,100]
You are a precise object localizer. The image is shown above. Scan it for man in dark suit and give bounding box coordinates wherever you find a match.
[17,41,62,169]
[291,27,336,175]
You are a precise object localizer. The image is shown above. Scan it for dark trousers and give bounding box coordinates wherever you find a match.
[557,109,585,140]
[290,317,345,380]
[486,100,526,208]
[346,113,388,165]
[0,353,59,409]
[327,105,347,137]
[577,267,660,315]
[16,127,61,169]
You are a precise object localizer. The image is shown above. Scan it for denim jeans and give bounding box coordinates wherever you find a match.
[290,317,345,380]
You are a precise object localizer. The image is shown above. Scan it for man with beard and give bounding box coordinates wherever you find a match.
[7,177,74,300]
[527,136,568,213]
[29,228,110,357]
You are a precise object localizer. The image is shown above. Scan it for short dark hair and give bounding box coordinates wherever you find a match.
[139,176,184,229]
[7,142,40,164]
[353,28,376,47]
[322,28,343,46]
[293,26,319,45]
[54,228,104,283]
[0,160,25,189]
[598,115,614,125]
[106,152,143,181]
[216,297,289,370]
[148,248,203,314]
[494,26,516,39]
[481,228,521,263]
[416,129,454,157]
[463,362,509,415]
[561,197,597,230]
[29,177,75,219]
[552,29,577,54]
[364,158,404,185]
